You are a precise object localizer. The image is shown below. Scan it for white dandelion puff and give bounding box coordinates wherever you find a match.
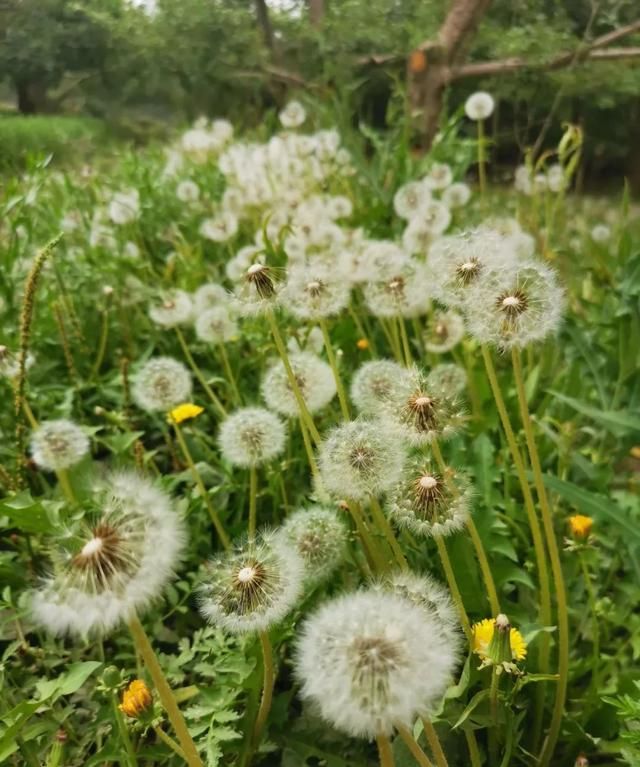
[295,589,458,738]
[387,461,472,538]
[200,211,238,242]
[176,180,200,203]
[465,91,495,121]
[193,282,232,314]
[423,310,465,354]
[363,259,431,318]
[424,163,453,191]
[317,419,406,502]
[31,471,186,636]
[132,357,193,413]
[279,100,307,129]
[283,264,351,321]
[261,352,336,418]
[195,306,238,344]
[393,181,431,220]
[426,363,467,398]
[218,407,287,468]
[30,420,90,472]
[442,182,471,209]
[149,290,194,328]
[199,532,303,633]
[350,360,414,416]
[277,506,348,584]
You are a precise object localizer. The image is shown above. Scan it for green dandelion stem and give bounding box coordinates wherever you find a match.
[92,307,110,379]
[376,734,395,767]
[348,304,377,356]
[172,422,231,550]
[252,631,275,750]
[112,695,138,767]
[489,667,500,762]
[348,501,386,573]
[434,534,471,640]
[266,310,321,445]
[578,550,600,705]
[249,465,258,540]
[153,725,186,761]
[396,724,433,767]
[217,341,241,405]
[511,347,569,767]
[298,416,321,482]
[127,615,204,767]
[421,718,449,767]
[175,327,227,418]
[319,318,351,421]
[477,119,487,203]
[480,345,552,749]
[398,317,413,367]
[369,496,408,570]
[464,730,482,767]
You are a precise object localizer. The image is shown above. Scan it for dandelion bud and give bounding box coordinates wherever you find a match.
[350,360,414,416]
[568,514,593,540]
[388,461,471,539]
[218,407,286,468]
[199,532,303,633]
[102,665,122,689]
[317,419,406,502]
[148,290,193,328]
[277,506,348,585]
[30,420,90,472]
[119,679,153,718]
[295,590,458,738]
[132,357,193,413]
[261,352,336,417]
[31,471,186,636]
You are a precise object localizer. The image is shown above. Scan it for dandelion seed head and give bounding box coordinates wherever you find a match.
[30,420,90,472]
[218,407,287,467]
[350,360,414,416]
[195,306,238,344]
[317,419,406,502]
[426,363,467,398]
[198,532,303,633]
[261,352,336,417]
[31,471,186,636]
[132,357,193,413]
[295,589,458,737]
[148,290,194,328]
[283,264,351,320]
[465,91,495,121]
[424,310,465,353]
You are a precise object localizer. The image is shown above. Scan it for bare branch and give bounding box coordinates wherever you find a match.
[588,18,640,50]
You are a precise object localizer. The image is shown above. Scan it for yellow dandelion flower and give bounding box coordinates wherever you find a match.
[629,446,640,459]
[168,403,204,425]
[472,618,527,662]
[568,514,593,540]
[119,679,152,718]
[356,338,370,351]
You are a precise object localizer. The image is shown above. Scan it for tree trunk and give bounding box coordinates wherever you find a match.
[255,0,275,52]
[408,0,492,149]
[309,0,325,28]
[15,79,48,114]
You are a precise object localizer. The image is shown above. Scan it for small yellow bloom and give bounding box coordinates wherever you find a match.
[472,618,527,662]
[168,403,204,424]
[356,338,369,351]
[568,514,593,540]
[119,679,152,718]
[630,446,640,459]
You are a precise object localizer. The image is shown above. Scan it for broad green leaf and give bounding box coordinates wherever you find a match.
[548,390,640,436]
[0,492,55,534]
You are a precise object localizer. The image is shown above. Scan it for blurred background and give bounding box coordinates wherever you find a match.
[1,0,639,189]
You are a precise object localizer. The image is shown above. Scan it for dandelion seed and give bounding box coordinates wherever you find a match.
[295,590,458,738]
[31,471,186,636]
[218,407,286,468]
[30,420,90,472]
[261,352,336,418]
[387,461,472,538]
[317,419,406,502]
[199,532,303,633]
[132,357,193,413]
